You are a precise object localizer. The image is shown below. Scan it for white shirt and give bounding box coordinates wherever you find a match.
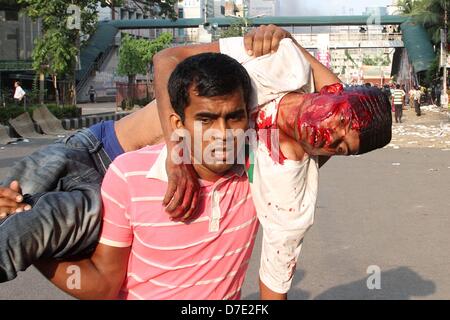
[219,37,315,111]
[14,86,26,100]
[220,37,319,293]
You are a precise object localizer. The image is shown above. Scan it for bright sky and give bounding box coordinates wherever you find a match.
[278,0,395,16]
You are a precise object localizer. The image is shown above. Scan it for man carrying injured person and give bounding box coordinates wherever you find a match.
[0,25,391,300]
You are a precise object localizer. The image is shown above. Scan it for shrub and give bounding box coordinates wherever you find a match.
[0,104,81,125]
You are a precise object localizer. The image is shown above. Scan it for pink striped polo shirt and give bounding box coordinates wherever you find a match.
[99,144,258,300]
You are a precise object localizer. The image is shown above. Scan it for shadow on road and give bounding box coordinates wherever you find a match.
[243,267,435,300]
[242,270,311,300]
[313,267,435,300]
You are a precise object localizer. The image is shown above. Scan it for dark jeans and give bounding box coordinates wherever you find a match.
[0,129,111,282]
[394,104,403,123]
[414,100,421,116]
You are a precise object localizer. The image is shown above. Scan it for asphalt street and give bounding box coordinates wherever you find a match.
[0,113,449,299]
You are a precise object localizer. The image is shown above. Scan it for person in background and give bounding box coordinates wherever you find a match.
[389,83,396,112]
[88,86,96,103]
[382,84,392,102]
[13,81,26,107]
[392,84,405,123]
[409,86,416,110]
[413,85,422,116]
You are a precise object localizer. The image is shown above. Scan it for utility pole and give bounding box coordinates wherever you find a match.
[67,4,81,106]
[441,2,448,109]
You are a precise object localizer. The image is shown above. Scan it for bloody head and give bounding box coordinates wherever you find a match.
[296,83,392,155]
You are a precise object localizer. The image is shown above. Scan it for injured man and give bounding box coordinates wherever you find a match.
[0,25,392,300]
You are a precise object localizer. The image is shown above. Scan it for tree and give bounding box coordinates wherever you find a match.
[117,32,173,108]
[18,0,99,106]
[395,0,416,15]
[363,55,391,66]
[220,22,245,38]
[99,0,178,20]
[398,0,449,44]
[398,0,449,84]
[12,0,178,106]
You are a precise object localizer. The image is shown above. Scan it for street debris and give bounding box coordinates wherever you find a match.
[387,106,450,149]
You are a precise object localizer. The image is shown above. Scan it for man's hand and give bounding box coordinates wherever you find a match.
[163,159,200,222]
[0,181,31,219]
[244,24,292,57]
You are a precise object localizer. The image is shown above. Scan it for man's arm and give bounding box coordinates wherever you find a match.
[244,25,341,91]
[35,157,133,299]
[35,244,130,299]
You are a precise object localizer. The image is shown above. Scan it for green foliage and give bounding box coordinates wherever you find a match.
[0,105,81,125]
[362,55,391,66]
[399,0,449,85]
[344,50,357,67]
[17,0,99,78]
[220,22,245,38]
[399,0,450,44]
[117,32,173,79]
[425,54,441,84]
[117,34,149,78]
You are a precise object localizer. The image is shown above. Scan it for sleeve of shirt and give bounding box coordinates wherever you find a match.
[220,38,313,109]
[241,38,312,107]
[219,37,253,64]
[99,161,133,248]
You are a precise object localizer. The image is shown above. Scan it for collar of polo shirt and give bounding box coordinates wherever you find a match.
[146,145,246,186]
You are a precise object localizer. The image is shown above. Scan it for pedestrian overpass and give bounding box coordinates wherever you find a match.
[77,15,434,95]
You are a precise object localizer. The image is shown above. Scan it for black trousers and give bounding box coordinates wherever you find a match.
[394,104,403,122]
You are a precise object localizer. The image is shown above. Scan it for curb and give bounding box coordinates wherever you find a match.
[62,112,130,130]
[3,111,131,139]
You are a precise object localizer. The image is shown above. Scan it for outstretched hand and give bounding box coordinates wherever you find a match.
[0,181,31,219]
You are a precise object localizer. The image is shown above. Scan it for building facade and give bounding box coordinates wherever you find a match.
[248,0,277,17]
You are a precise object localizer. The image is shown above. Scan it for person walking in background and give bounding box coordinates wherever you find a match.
[392,84,405,123]
[413,86,422,116]
[390,83,396,112]
[13,81,26,107]
[409,87,416,110]
[433,83,441,106]
[88,86,96,103]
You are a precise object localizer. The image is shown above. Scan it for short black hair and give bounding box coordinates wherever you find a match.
[396,84,401,89]
[343,85,392,155]
[168,53,252,121]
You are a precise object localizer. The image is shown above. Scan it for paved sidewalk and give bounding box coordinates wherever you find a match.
[77,102,118,115]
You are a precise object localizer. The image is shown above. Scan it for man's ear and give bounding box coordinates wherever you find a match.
[170,113,184,131]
